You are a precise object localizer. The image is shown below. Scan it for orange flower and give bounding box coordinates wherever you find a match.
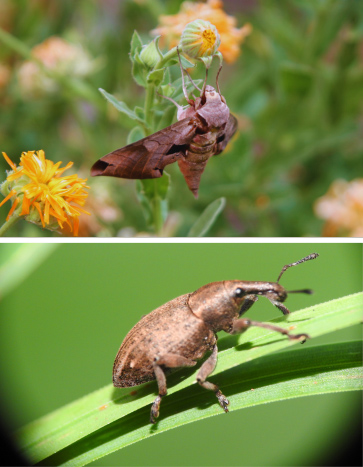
[314,179,363,237]
[17,36,94,98]
[152,0,252,64]
[0,150,90,236]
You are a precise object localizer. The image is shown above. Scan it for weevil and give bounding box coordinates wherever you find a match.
[113,253,319,423]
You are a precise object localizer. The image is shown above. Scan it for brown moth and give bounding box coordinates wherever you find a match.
[91,55,237,198]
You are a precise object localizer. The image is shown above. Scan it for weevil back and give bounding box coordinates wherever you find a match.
[112,294,216,387]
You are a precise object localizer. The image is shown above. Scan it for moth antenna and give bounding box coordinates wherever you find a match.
[177,47,193,105]
[277,253,319,283]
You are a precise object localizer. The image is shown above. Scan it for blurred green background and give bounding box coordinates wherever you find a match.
[0,242,361,465]
[0,0,362,236]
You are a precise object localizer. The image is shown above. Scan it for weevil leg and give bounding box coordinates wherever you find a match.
[196,344,229,413]
[268,299,290,315]
[151,354,196,423]
[151,363,167,424]
[239,294,259,316]
[230,318,310,343]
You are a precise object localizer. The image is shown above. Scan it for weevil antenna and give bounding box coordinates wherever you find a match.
[287,289,314,295]
[277,253,319,283]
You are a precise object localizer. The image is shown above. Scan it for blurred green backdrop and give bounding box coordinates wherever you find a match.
[0,242,361,465]
[0,0,362,236]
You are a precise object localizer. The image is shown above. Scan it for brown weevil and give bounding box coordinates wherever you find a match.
[113,253,319,423]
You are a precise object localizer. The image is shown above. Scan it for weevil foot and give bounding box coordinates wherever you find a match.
[150,395,162,424]
[215,389,229,413]
[288,332,310,344]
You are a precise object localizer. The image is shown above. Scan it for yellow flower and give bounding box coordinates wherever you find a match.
[152,0,252,64]
[314,179,363,237]
[0,150,90,236]
[180,19,220,60]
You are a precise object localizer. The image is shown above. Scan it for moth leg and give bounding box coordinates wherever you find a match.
[196,344,229,413]
[177,47,194,105]
[239,294,259,316]
[184,67,202,92]
[215,53,223,96]
[230,318,310,343]
[201,67,209,98]
[156,91,183,113]
[151,353,196,423]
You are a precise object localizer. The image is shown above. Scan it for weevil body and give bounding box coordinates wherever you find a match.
[113,253,319,423]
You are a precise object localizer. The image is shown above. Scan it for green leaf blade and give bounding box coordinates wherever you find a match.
[188,197,226,237]
[16,292,363,465]
[39,341,363,466]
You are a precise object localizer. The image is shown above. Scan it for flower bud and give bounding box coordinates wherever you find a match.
[139,38,162,68]
[180,20,220,60]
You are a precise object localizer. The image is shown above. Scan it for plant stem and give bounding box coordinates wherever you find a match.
[155,46,178,70]
[141,65,170,235]
[144,84,155,135]
[152,184,163,235]
[0,214,21,236]
[0,26,32,59]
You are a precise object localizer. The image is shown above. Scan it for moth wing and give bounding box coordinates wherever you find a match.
[215,114,238,155]
[91,118,197,179]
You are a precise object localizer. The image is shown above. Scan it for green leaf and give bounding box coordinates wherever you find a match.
[131,55,147,87]
[127,126,144,145]
[98,88,136,118]
[16,293,362,466]
[170,77,204,102]
[98,88,148,129]
[130,30,143,58]
[156,104,176,130]
[160,83,175,97]
[188,197,226,237]
[153,36,163,61]
[147,68,165,86]
[41,342,362,466]
[133,106,145,120]
[163,54,195,69]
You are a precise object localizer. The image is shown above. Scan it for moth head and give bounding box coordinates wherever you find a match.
[197,85,229,128]
[203,85,221,103]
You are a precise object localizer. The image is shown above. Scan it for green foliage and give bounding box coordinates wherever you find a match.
[16,293,363,465]
[187,197,226,237]
[1,243,362,465]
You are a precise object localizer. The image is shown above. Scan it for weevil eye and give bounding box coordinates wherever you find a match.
[234,288,244,298]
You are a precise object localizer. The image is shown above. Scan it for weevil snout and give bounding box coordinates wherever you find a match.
[263,284,288,303]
